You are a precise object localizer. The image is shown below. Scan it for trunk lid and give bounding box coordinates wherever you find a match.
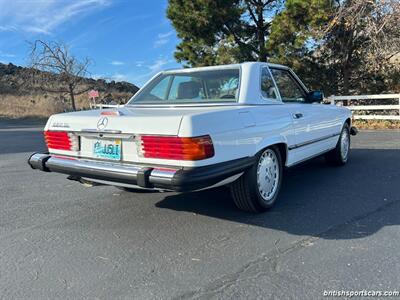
[46,107,184,135]
[45,107,185,163]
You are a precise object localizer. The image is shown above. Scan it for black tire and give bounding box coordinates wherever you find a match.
[230,146,283,213]
[325,123,350,166]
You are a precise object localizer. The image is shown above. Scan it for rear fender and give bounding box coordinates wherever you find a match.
[255,136,288,165]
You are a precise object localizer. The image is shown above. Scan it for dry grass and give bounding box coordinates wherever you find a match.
[0,92,132,119]
[353,119,400,129]
[0,95,65,118]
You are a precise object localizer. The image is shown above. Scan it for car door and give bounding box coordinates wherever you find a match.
[269,67,339,162]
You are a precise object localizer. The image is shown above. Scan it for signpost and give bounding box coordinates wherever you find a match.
[88,90,99,108]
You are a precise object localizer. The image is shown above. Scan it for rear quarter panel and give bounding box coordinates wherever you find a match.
[178,105,294,167]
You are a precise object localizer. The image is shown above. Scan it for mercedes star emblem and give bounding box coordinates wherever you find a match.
[97,117,108,130]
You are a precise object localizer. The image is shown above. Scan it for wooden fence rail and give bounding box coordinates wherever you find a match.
[328,94,400,120]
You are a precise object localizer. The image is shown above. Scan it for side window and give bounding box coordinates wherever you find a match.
[270,69,306,103]
[260,68,278,100]
[206,76,239,100]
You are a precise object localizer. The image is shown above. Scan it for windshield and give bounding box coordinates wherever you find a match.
[128,68,240,104]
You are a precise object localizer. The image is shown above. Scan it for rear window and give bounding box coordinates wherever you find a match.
[128,68,240,104]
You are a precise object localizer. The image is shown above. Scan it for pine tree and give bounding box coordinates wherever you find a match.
[167,0,283,66]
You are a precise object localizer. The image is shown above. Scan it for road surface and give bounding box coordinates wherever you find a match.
[1,120,399,299]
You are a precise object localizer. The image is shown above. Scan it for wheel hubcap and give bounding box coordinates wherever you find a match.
[340,129,350,161]
[257,149,279,202]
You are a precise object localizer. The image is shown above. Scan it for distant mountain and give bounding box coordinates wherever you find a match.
[0,63,140,118]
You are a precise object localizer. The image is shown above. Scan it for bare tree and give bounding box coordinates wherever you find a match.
[322,0,400,93]
[364,0,400,68]
[28,40,90,111]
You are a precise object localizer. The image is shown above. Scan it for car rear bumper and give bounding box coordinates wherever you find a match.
[28,153,255,192]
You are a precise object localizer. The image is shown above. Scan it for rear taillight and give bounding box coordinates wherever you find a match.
[44,131,79,151]
[138,135,214,160]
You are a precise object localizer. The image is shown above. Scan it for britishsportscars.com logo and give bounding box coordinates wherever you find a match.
[323,290,400,297]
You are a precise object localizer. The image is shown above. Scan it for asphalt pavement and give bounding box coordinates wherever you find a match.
[0,120,399,299]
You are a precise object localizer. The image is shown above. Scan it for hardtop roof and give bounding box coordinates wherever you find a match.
[162,61,289,74]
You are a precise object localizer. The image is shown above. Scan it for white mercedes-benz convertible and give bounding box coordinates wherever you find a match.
[29,62,357,212]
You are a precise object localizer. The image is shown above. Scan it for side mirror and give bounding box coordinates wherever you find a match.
[306,90,324,103]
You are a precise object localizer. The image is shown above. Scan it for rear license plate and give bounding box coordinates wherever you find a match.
[93,139,122,160]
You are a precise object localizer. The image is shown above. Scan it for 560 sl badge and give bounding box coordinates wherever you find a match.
[51,122,70,128]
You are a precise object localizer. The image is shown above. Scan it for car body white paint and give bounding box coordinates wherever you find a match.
[44,62,351,170]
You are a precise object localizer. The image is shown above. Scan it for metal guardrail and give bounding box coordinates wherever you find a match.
[328,94,400,120]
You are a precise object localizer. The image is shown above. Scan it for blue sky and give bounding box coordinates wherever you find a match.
[0,0,181,87]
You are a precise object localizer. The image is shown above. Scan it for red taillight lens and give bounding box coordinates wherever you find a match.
[139,135,214,160]
[44,131,79,151]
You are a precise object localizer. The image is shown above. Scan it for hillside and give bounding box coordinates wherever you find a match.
[0,63,139,118]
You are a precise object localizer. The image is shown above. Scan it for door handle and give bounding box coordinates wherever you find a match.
[293,113,303,119]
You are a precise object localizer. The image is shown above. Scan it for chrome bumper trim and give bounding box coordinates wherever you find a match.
[28,153,51,171]
[28,153,177,188]
[28,153,254,192]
